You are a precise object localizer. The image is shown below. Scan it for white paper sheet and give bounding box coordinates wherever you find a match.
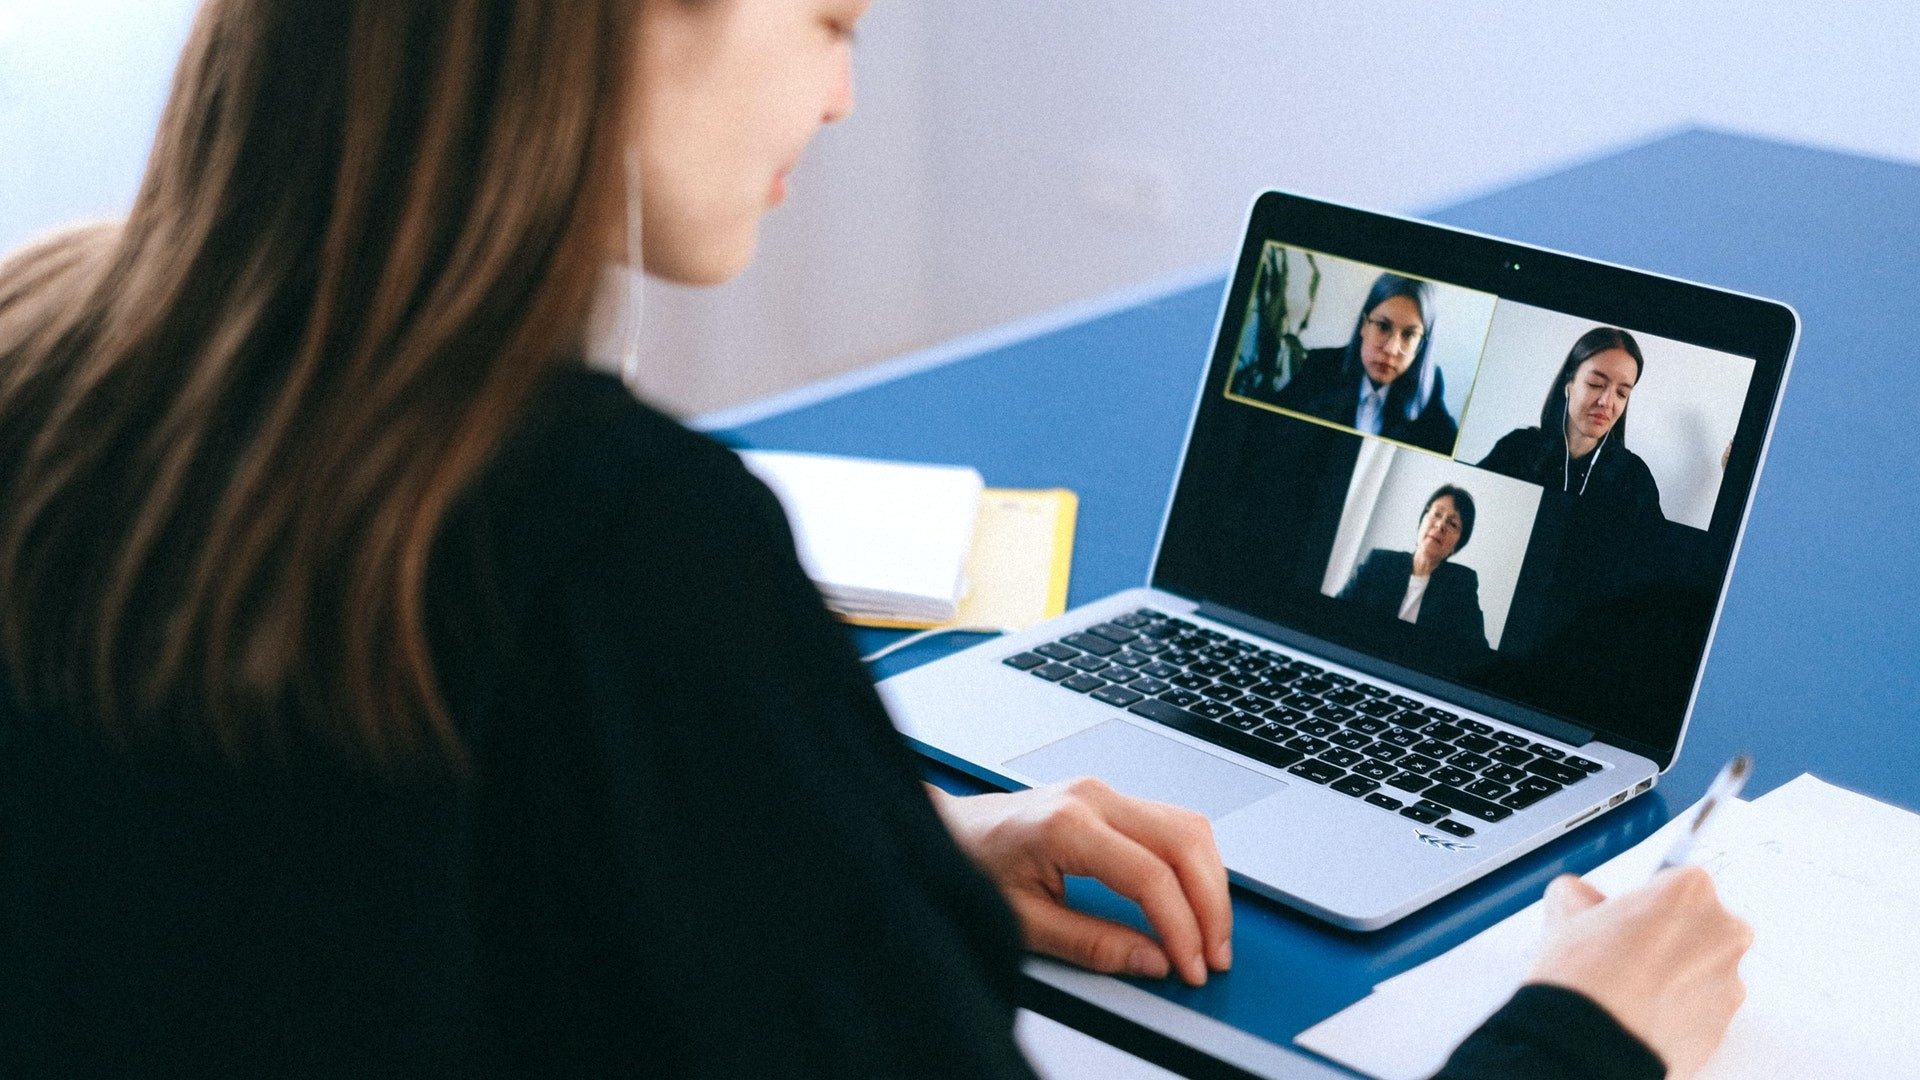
[1297,775,1920,1080]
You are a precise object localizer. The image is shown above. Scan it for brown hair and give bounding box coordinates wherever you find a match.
[0,1,639,767]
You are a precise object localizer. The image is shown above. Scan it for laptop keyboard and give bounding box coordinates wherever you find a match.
[1002,609,1605,839]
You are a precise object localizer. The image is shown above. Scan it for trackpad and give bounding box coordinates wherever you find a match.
[1006,719,1285,820]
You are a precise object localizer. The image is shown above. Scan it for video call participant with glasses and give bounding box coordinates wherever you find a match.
[0,1,1747,1077]
[1276,272,1460,454]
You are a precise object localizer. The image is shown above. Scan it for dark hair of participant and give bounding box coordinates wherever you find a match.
[1538,326,1645,448]
[1342,273,1440,423]
[1423,485,1476,554]
[0,0,642,769]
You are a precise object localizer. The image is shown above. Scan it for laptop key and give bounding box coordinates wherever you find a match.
[1364,792,1405,811]
[1170,672,1212,691]
[1313,703,1358,722]
[1434,819,1476,838]
[1113,612,1153,629]
[1324,688,1366,707]
[1492,731,1530,747]
[1159,688,1201,707]
[1354,683,1391,699]
[1363,743,1407,763]
[1061,673,1106,693]
[1348,716,1391,735]
[1354,760,1397,781]
[1281,693,1322,712]
[1422,784,1515,822]
[1387,772,1435,793]
[1399,753,1442,774]
[1288,759,1345,785]
[1189,660,1230,677]
[1484,764,1526,786]
[1109,651,1152,668]
[1130,637,1169,655]
[1565,755,1603,774]
[1332,775,1380,798]
[1433,766,1476,788]
[1297,718,1340,738]
[1465,779,1511,799]
[1447,751,1493,772]
[1127,677,1170,696]
[1400,803,1446,824]
[1525,758,1588,785]
[1035,642,1080,661]
[1422,722,1465,742]
[1220,669,1264,689]
[1320,748,1364,768]
[1455,733,1498,754]
[1499,787,1554,810]
[1198,684,1243,704]
[1090,685,1145,708]
[1529,743,1567,760]
[1329,730,1372,750]
[1031,663,1075,682]
[1255,724,1295,744]
[1192,701,1234,720]
[1002,652,1047,671]
[1142,661,1180,680]
[1420,706,1461,723]
[1283,734,1331,755]
[1323,673,1356,687]
[1413,739,1454,759]
[1062,633,1120,657]
[1357,700,1400,719]
[1388,695,1424,711]
[1068,655,1111,672]
[1489,745,1533,766]
[1381,728,1423,748]
[1226,712,1266,732]
[1292,678,1335,697]
[1457,719,1494,735]
[1517,775,1563,796]
[1264,705,1310,727]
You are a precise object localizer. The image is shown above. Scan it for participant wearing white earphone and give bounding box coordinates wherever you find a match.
[1476,327,1663,522]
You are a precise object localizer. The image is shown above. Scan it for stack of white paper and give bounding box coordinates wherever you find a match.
[740,450,983,624]
[1295,774,1920,1079]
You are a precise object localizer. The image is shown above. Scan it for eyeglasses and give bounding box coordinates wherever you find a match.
[1361,316,1424,349]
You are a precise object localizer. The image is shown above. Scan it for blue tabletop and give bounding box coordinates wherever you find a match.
[713,128,1920,1074]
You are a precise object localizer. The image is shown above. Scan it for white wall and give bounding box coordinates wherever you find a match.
[1453,301,1754,529]
[1323,441,1542,650]
[4,2,1918,416]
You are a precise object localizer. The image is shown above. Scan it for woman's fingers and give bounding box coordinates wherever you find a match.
[1043,795,1211,986]
[1075,781,1233,971]
[1011,892,1172,980]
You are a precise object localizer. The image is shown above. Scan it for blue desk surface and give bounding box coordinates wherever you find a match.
[714,128,1920,1077]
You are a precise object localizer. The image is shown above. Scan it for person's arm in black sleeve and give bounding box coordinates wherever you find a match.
[549,407,1038,1080]
[1434,984,1664,1080]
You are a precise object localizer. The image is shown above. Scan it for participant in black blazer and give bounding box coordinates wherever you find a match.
[1341,549,1487,645]
[1273,273,1460,454]
[1338,485,1489,648]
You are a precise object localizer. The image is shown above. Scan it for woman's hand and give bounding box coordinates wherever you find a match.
[928,779,1232,986]
[1526,868,1753,1079]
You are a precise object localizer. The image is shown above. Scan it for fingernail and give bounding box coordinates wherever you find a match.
[1129,946,1169,979]
[1212,939,1233,970]
[1183,955,1209,987]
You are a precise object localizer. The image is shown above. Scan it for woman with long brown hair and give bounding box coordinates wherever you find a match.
[0,2,1751,1077]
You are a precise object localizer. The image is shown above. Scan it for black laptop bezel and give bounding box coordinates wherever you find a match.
[1150,191,1798,771]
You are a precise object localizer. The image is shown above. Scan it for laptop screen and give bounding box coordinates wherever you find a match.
[1153,192,1796,768]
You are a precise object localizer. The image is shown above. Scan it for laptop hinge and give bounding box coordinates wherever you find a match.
[1195,601,1597,747]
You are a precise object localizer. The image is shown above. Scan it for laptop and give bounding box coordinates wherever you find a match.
[878,191,1798,930]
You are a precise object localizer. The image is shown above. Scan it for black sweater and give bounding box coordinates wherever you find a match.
[0,369,1661,1078]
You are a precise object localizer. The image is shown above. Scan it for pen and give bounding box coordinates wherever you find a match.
[1655,754,1752,874]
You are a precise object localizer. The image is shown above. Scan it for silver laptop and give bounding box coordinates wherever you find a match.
[879,191,1798,930]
